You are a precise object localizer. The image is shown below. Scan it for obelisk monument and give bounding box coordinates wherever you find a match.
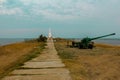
[48,28,52,40]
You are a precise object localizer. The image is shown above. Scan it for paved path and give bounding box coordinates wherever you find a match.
[2,39,72,80]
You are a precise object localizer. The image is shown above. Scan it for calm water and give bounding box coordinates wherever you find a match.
[0,38,24,46]
[94,39,120,46]
[0,38,120,46]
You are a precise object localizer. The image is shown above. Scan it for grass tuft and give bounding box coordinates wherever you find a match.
[58,51,74,59]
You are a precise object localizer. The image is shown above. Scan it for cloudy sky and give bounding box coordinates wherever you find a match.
[0,0,119,38]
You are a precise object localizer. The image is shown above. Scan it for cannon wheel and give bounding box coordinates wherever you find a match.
[88,42,94,49]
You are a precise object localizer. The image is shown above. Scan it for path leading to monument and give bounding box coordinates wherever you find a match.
[2,39,72,80]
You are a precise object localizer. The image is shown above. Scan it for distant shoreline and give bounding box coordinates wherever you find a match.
[0,38,24,46]
[0,38,120,46]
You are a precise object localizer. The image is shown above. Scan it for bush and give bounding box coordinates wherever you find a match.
[37,34,47,42]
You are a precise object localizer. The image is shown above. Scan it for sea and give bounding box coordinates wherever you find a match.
[0,38,25,46]
[0,38,120,46]
[94,39,120,46]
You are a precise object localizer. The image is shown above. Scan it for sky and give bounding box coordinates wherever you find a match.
[0,0,120,38]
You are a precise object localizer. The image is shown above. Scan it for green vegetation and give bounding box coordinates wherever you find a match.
[24,34,47,43]
[37,34,47,42]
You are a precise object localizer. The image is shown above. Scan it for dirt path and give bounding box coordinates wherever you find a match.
[2,39,72,80]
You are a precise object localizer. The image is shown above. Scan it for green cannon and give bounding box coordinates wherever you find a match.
[72,33,116,49]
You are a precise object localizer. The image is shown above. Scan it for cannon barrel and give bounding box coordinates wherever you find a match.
[90,33,116,40]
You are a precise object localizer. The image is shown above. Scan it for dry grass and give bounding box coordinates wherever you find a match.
[0,41,45,78]
[55,40,120,80]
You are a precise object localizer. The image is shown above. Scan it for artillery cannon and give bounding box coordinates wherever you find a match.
[72,33,116,49]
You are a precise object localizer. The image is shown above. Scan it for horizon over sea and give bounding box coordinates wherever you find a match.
[0,38,25,46]
[0,38,120,46]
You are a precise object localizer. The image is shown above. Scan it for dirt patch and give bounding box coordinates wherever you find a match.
[55,41,120,80]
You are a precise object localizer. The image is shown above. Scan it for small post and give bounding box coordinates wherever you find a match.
[67,41,69,47]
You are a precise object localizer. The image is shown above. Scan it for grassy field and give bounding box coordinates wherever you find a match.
[0,41,45,79]
[55,40,120,80]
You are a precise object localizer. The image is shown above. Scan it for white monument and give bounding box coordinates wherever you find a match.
[48,28,52,39]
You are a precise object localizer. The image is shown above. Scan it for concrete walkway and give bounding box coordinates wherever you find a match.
[2,39,72,80]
